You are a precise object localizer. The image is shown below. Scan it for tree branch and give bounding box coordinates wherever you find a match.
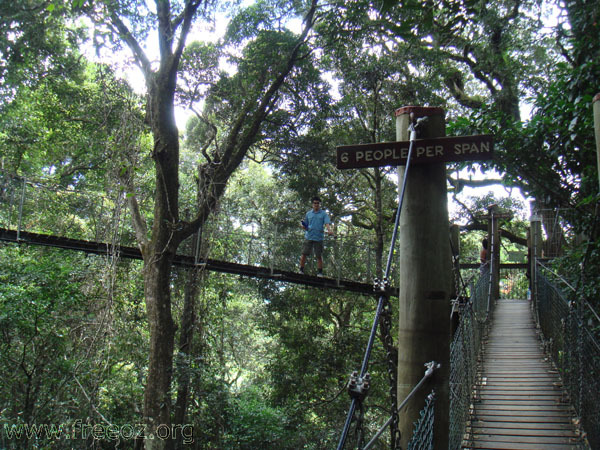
[462,221,528,247]
[108,12,152,78]
[447,176,507,193]
[172,0,203,70]
[181,0,320,240]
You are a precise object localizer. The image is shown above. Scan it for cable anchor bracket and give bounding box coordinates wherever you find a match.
[373,277,392,298]
[347,371,371,402]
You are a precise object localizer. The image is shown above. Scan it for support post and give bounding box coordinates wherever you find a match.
[450,224,460,284]
[450,224,461,335]
[17,177,26,241]
[487,204,501,305]
[396,106,452,449]
[593,93,600,192]
[529,203,543,323]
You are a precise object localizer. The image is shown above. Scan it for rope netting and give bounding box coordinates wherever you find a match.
[535,265,600,449]
[448,267,492,449]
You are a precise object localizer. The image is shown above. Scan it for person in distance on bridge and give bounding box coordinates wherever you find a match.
[480,238,489,274]
[299,196,334,277]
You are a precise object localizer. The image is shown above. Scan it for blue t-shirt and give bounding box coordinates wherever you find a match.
[304,209,330,241]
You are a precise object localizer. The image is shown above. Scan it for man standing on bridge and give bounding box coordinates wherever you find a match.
[299,196,333,277]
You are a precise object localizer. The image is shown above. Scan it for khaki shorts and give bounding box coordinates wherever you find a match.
[302,239,324,258]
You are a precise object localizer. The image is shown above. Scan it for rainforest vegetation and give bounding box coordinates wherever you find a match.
[0,0,598,448]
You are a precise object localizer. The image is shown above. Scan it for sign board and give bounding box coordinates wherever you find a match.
[336,134,494,169]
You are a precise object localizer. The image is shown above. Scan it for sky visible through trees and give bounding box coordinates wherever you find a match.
[0,0,598,448]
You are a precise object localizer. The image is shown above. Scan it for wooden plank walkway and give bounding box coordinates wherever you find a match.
[464,299,587,450]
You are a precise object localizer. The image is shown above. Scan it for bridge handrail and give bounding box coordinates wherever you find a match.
[536,260,600,325]
[535,261,600,449]
[448,266,493,449]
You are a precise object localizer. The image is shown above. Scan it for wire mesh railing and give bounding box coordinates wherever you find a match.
[0,172,130,244]
[0,172,394,284]
[361,362,440,450]
[448,267,492,450]
[533,208,580,258]
[499,266,529,300]
[535,263,600,449]
[407,391,436,450]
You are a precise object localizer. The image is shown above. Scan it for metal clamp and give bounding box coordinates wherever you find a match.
[373,277,391,296]
[348,371,371,402]
[424,361,441,378]
[409,113,429,140]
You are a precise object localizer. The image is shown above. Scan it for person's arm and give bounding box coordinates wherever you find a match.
[325,223,334,235]
[300,212,308,230]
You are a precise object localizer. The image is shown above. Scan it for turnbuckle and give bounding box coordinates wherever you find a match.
[348,371,371,402]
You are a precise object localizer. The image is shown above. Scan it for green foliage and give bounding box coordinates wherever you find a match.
[0,244,148,448]
[549,218,600,316]
[0,63,148,192]
[2,0,600,448]
[225,0,305,43]
[458,56,599,210]
[0,246,89,425]
[223,387,294,449]
[445,0,599,213]
[177,41,221,108]
[258,282,395,448]
[0,1,87,102]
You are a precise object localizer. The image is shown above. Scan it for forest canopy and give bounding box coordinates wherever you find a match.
[0,0,599,448]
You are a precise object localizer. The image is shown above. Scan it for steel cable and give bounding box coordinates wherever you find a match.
[337,116,426,450]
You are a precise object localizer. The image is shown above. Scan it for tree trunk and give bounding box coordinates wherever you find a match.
[143,247,176,450]
[173,265,201,450]
[142,77,181,449]
[114,4,320,447]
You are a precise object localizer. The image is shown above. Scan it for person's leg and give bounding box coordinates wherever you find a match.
[300,253,307,271]
[315,241,324,275]
[300,240,312,272]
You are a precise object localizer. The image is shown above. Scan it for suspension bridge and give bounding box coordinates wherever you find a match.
[0,172,397,294]
[1,145,599,449]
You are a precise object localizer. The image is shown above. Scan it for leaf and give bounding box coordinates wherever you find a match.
[379,0,400,13]
[568,117,578,132]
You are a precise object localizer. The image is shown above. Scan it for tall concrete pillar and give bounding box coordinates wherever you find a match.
[396,106,452,449]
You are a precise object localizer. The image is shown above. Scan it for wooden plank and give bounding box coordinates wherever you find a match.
[473,415,575,424]
[481,375,560,380]
[473,403,573,411]
[471,421,577,431]
[467,439,582,449]
[477,386,563,392]
[478,393,567,400]
[471,426,578,437]
[471,434,579,444]
[473,407,573,416]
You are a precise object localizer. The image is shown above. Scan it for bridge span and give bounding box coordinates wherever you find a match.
[0,227,391,296]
